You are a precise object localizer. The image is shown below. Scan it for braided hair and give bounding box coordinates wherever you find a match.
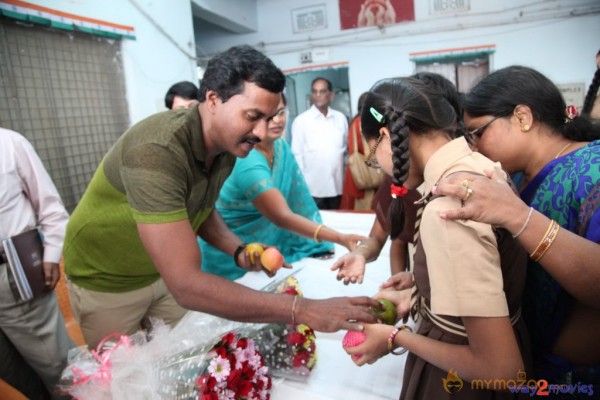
[582,50,600,117]
[465,65,600,142]
[361,77,460,238]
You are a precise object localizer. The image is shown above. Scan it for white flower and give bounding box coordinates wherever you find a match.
[208,356,231,382]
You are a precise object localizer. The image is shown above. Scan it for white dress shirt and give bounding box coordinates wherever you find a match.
[0,128,69,263]
[291,105,348,197]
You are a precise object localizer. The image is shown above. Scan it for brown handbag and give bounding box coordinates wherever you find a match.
[348,129,384,189]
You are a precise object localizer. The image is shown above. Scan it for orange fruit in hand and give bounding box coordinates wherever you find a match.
[260,247,284,272]
[245,243,264,264]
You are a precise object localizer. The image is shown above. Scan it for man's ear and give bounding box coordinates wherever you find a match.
[513,104,533,132]
[204,90,220,113]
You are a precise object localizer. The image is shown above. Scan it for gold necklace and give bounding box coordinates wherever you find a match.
[257,148,274,167]
[554,142,572,159]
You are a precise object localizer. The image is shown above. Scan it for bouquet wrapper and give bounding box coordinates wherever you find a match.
[247,273,318,382]
[59,314,270,399]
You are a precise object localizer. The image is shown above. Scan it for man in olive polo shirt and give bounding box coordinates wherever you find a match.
[64,45,378,348]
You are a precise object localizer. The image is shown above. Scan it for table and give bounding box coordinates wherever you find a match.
[236,211,406,400]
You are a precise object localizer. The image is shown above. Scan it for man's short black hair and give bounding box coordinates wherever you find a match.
[199,45,285,103]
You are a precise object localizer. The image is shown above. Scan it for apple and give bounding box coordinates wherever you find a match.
[342,331,366,360]
[371,298,397,325]
[260,247,284,273]
[244,242,264,264]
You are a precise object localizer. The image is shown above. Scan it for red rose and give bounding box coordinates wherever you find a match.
[287,332,306,347]
[221,332,236,346]
[292,351,310,368]
[227,353,237,369]
[195,374,216,393]
[227,368,242,390]
[200,393,218,400]
[213,346,227,359]
[283,287,298,295]
[236,337,248,349]
[238,380,253,396]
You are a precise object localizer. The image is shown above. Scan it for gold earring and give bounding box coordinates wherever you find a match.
[521,124,530,132]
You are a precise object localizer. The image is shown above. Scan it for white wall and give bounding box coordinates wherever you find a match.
[195,0,600,109]
[26,0,198,124]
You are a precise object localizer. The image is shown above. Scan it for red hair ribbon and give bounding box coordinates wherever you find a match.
[565,105,579,122]
[390,184,408,199]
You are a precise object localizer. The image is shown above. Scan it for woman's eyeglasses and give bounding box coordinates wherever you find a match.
[467,115,502,140]
[364,134,384,169]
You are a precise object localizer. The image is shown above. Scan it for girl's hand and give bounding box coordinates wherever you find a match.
[341,233,370,252]
[380,271,414,291]
[374,288,412,323]
[343,323,396,366]
[331,252,367,285]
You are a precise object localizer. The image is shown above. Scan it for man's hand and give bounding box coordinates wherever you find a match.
[295,296,380,332]
[235,244,292,277]
[42,262,60,289]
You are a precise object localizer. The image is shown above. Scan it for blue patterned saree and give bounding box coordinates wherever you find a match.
[520,139,600,382]
[199,138,333,280]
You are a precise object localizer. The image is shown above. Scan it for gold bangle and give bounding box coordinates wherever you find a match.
[313,224,324,243]
[530,220,560,262]
[387,325,413,355]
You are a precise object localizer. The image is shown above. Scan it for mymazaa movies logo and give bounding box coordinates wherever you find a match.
[442,369,464,394]
[443,369,595,397]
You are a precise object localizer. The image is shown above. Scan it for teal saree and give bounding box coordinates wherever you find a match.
[199,138,333,280]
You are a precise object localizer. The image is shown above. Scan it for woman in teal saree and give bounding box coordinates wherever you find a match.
[200,94,366,280]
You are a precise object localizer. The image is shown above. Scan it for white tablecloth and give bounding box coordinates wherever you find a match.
[237,211,406,400]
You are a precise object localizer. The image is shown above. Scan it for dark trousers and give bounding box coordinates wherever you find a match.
[0,328,50,399]
[313,195,342,210]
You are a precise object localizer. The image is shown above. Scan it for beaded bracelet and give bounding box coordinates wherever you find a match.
[513,207,534,239]
[530,220,560,262]
[313,224,324,243]
[387,325,413,355]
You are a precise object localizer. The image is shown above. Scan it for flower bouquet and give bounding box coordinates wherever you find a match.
[248,274,318,381]
[59,314,272,400]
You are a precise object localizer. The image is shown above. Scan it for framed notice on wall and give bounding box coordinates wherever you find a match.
[339,0,415,30]
[291,4,328,33]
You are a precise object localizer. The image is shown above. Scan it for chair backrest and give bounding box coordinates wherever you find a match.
[0,379,28,400]
[56,259,86,346]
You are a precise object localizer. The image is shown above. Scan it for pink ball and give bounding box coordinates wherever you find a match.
[342,331,366,360]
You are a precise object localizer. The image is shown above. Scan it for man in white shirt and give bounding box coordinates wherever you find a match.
[291,77,349,209]
[0,127,73,399]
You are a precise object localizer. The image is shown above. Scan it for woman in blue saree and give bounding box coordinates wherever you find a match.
[200,94,367,280]
[434,66,600,390]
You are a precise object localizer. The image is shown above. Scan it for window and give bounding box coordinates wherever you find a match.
[0,18,129,212]
[410,45,495,93]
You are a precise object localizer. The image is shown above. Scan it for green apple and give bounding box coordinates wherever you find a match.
[371,298,397,325]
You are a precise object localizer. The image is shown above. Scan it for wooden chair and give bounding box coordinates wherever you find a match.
[56,259,86,347]
[0,379,28,400]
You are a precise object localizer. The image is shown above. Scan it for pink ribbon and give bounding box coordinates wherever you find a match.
[71,333,132,387]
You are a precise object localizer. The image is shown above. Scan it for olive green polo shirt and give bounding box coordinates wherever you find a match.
[63,107,236,292]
